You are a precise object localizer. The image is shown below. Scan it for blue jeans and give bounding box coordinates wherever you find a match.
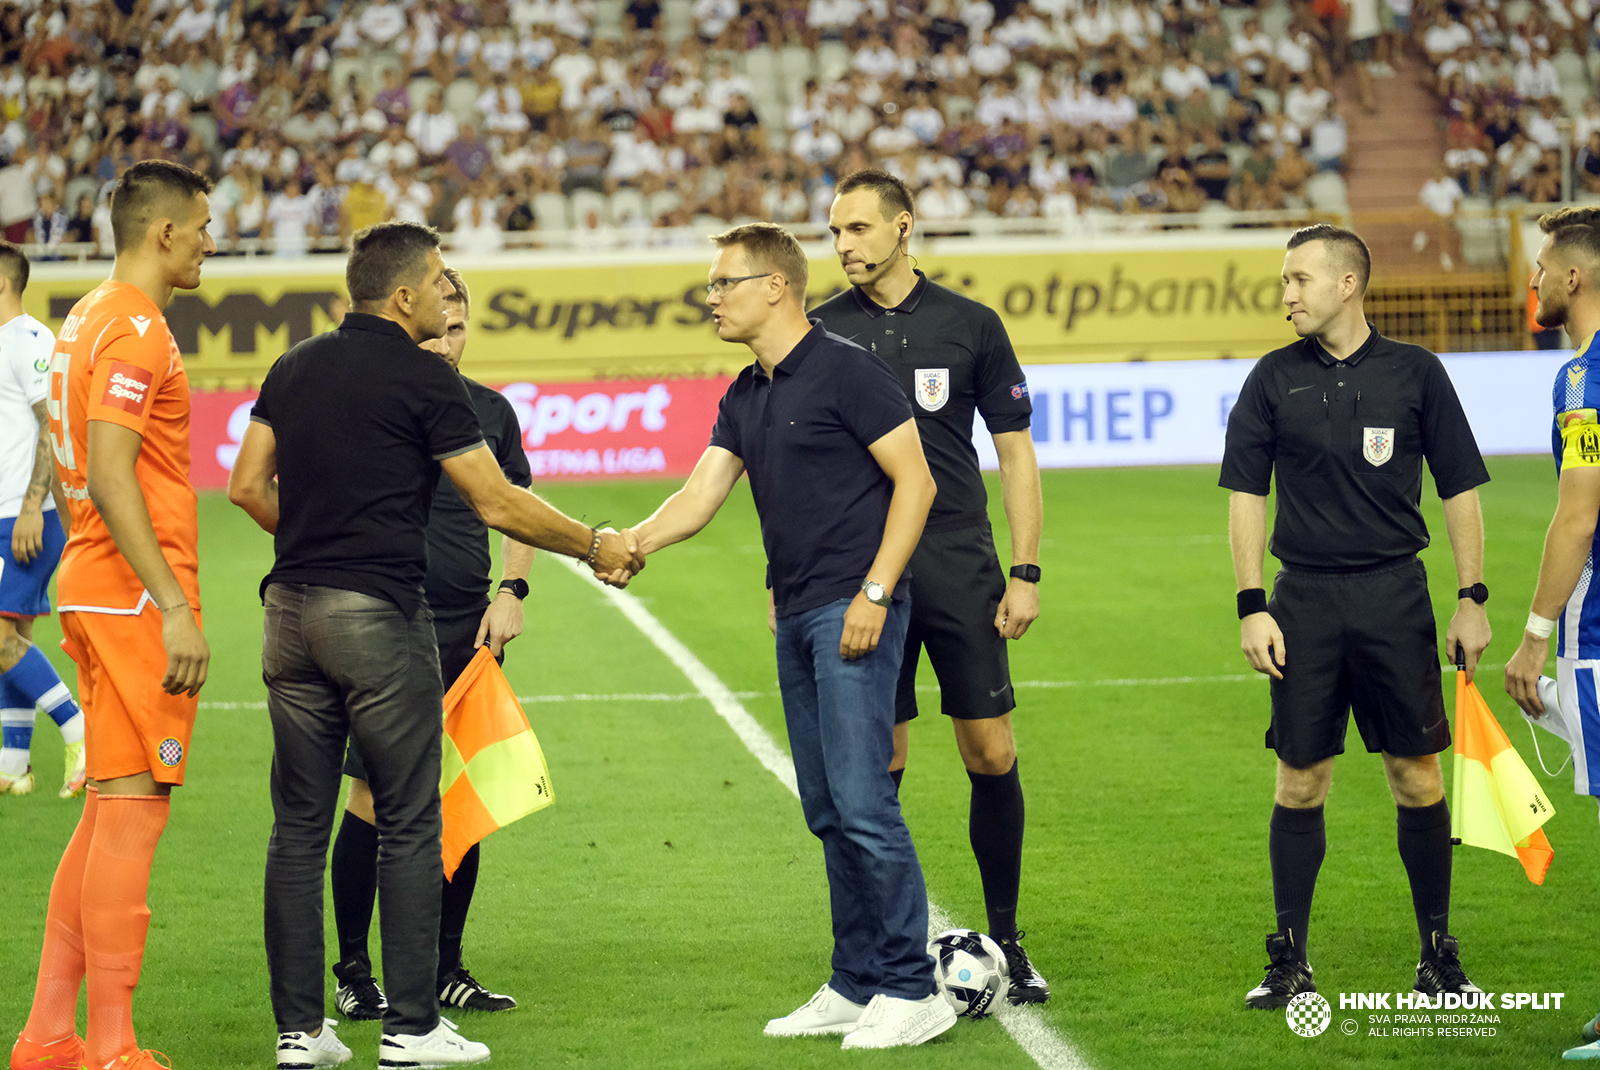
[775,597,934,1003]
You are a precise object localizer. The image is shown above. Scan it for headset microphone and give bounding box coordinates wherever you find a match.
[862,224,909,272]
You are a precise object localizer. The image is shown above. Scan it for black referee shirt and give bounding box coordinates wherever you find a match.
[813,271,1032,531]
[424,377,533,611]
[1219,327,1489,570]
[252,313,485,617]
[709,321,913,618]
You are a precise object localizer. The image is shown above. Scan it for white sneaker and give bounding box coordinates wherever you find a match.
[378,1017,489,1068]
[840,993,957,1049]
[764,983,868,1036]
[277,1018,352,1069]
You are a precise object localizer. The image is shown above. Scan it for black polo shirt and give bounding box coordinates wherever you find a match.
[708,321,914,618]
[425,377,533,611]
[813,271,1032,531]
[252,313,485,617]
[1219,327,1489,570]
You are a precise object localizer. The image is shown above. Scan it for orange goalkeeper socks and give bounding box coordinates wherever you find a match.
[21,787,99,1047]
[81,794,170,1068]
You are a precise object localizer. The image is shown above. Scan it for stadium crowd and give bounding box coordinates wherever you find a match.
[1420,0,1600,212]
[0,0,1379,255]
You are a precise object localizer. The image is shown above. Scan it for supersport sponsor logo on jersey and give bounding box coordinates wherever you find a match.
[102,362,153,415]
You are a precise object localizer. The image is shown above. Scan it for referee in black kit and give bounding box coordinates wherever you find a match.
[327,267,529,1022]
[1222,224,1492,1009]
[814,169,1049,1002]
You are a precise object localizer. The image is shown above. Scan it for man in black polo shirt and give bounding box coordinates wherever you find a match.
[813,169,1049,1003]
[327,268,530,1023]
[611,222,946,1048]
[227,221,641,1069]
[1221,223,1492,1010]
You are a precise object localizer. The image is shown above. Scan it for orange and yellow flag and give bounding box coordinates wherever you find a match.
[440,647,554,879]
[1451,671,1554,884]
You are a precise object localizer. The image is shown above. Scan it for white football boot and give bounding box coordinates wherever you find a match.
[764,984,868,1036]
[840,993,957,1049]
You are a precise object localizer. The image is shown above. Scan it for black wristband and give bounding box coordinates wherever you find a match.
[1009,564,1041,584]
[1237,588,1268,619]
[498,578,529,600]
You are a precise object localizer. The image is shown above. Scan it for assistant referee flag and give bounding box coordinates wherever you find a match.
[1450,670,1554,884]
[440,647,554,878]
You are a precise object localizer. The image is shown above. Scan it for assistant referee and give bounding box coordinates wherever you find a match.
[814,169,1048,1003]
[1222,224,1491,1009]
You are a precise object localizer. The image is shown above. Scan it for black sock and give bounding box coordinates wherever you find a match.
[439,842,481,985]
[889,768,903,791]
[330,812,379,972]
[1269,804,1325,963]
[968,759,1024,940]
[1397,799,1452,959]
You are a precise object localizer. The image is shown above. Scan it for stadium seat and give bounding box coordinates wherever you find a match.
[443,78,483,125]
[1251,86,1281,115]
[533,191,572,231]
[407,77,442,113]
[1258,1,1293,40]
[1208,86,1232,120]
[1197,201,1237,230]
[660,0,694,44]
[594,0,626,40]
[610,186,648,224]
[1305,171,1349,212]
[366,50,403,86]
[647,187,684,222]
[1457,213,1502,267]
[778,47,814,97]
[1225,143,1251,169]
[189,113,220,157]
[1503,0,1533,23]
[571,187,610,227]
[817,41,852,83]
[331,56,369,99]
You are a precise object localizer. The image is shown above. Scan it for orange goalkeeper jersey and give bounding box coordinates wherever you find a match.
[47,280,199,614]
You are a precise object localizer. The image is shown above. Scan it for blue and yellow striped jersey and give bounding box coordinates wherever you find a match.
[1551,331,1600,658]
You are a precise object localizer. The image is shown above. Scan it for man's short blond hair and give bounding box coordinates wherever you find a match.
[710,222,808,299]
[1539,206,1600,269]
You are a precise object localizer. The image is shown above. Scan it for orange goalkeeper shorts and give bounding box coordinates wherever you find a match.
[59,608,201,785]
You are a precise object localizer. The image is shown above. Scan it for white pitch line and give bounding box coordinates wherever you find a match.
[556,557,1094,1070]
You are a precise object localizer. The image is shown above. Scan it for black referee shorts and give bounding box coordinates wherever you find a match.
[345,603,494,781]
[895,521,1016,724]
[1265,556,1449,768]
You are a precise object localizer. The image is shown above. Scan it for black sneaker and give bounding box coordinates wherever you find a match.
[332,959,388,1021]
[1245,932,1315,1009]
[1414,932,1483,998]
[439,966,518,1012]
[995,932,1050,1005]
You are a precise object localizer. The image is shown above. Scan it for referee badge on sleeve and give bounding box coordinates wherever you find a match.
[1363,427,1394,466]
[915,368,949,411]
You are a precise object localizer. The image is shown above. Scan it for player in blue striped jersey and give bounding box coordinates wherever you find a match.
[1504,206,1600,1059]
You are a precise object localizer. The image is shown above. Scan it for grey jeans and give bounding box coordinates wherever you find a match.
[261,583,445,1035]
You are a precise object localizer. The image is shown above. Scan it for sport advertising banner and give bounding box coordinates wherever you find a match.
[24,238,1294,388]
[187,352,1560,489]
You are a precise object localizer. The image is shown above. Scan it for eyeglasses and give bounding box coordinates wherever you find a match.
[706,273,775,296]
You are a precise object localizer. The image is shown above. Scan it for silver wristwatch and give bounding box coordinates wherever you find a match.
[860,579,891,607]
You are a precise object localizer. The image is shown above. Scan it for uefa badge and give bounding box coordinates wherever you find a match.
[1285,992,1332,1037]
[914,367,949,412]
[1363,426,1394,466]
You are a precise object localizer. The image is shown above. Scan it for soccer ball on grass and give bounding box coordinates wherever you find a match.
[928,928,1008,1019]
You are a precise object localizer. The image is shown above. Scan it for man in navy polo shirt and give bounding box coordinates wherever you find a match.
[612,222,946,1048]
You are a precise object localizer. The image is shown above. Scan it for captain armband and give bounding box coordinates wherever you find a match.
[1559,409,1600,468]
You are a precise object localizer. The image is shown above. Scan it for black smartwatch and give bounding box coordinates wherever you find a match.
[498,578,529,600]
[1457,582,1488,605]
[1009,564,1041,584]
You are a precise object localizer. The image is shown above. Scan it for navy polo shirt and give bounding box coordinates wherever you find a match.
[709,321,915,619]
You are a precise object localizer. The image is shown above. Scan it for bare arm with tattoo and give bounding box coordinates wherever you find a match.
[11,400,59,565]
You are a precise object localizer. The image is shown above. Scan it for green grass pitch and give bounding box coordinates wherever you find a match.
[1,455,1596,1070]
